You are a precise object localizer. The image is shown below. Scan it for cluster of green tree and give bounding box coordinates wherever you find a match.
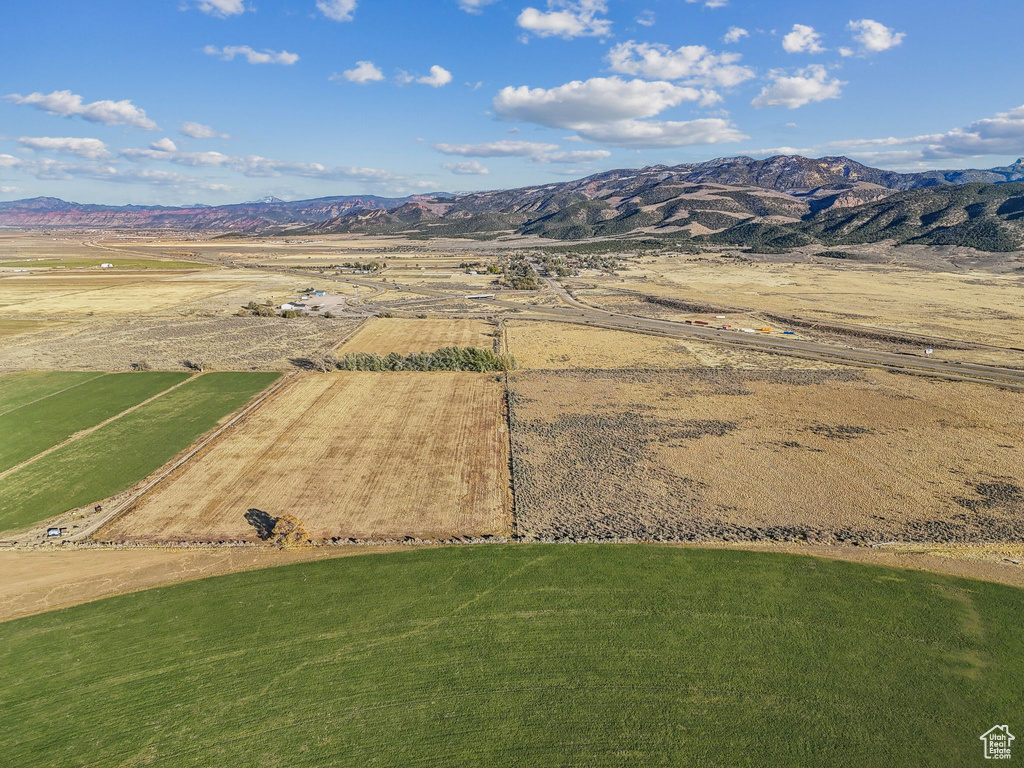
[241,300,276,317]
[699,222,814,253]
[526,238,664,256]
[538,254,573,277]
[335,346,517,372]
[501,256,540,290]
[342,261,383,271]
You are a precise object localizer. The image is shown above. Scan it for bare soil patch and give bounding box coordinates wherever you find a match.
[0,546,403,623]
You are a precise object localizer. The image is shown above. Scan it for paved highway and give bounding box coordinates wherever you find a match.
[469,277,1024,391]
[85,239,1024,390]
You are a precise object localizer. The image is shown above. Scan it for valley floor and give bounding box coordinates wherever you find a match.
[0,231,1021,610]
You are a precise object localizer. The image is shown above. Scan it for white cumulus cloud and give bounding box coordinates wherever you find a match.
[17,136,112,160]
[517,0,612,40]
[334,61,386,84]
[494,77,702,128]
[434,140,612,163]
[830,104,1024,162]
[151,138,178,152]
[435,140,561,157]
[723,26,748,44]
[782,24,825,54]
[458,0,500,12]
[607,41,754,89]
[494,76,745,147]
[5,90,159,130]
[194,0,247,17]
[417,66,453,87]
[442,160,491,175]
[180,122,230,139]
[316,0,357,22]
[847,19,906,53]
[121,147,233,166]
[572,119,746,147]
[751,65,844,109]
[203,45,299,65]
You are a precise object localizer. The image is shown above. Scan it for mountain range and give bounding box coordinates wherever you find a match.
[3,155,1024,251]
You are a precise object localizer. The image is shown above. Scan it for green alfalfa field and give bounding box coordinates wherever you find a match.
[1,544,1021,767]
[0,371,190,472]
[0,371,280,534]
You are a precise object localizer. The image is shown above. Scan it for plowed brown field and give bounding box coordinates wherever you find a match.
[102,372,511,542]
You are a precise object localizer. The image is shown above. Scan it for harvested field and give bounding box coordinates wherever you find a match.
[506,320,701,369]
[0,319,63,341]
[103,372,511,542]
[0,315,360,371]
[0,272,247,314]
[0,372,280,534]
[337,317,495,354]
[0,257,209,270]
[504,320,841,370]
[509,368,1024,543]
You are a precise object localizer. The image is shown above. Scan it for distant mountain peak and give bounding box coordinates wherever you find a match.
[246,196,285,204]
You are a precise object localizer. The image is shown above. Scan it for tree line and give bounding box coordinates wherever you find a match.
[315,346,517,373]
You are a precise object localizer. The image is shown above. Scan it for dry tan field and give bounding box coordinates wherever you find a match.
[593,253,1024,350]
[509,368,1024,543]
[337,317,495,354]
[505,320,841,371]
[0,318,63,341]
[0,315,360,372]
[506,320,701,369]
[0,272,248,315]
[102,372,511,542]
[0,546,405,622]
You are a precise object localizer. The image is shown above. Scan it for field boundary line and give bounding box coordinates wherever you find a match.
[331,317,369,354]
[0,374,198,483]
[0,372,108,418]
[500,318,519,540]
[81,371,296,542]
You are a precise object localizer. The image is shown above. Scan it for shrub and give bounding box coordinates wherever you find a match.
[336,346,517,373]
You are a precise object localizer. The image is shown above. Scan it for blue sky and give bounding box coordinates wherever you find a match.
[2,0,1023,205]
